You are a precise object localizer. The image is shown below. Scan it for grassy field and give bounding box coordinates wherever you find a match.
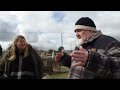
[42,65,70,79]
[49,72,69,79]
[42,72,69,79]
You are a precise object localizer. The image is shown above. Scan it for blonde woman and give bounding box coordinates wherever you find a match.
[0,35,44,79]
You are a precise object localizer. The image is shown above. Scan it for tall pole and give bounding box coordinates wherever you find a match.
[61,32,63,46]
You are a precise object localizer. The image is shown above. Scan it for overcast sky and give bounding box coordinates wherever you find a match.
[0,11,120,51]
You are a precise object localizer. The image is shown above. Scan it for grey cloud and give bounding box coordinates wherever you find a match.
[1,11,120,51]
[0,19,18,41]
[23,32,39,43]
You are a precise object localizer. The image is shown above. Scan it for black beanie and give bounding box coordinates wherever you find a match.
[75,17,97,32]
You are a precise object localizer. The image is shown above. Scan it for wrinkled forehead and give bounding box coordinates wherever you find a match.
[74,29,89,33]
[74,25,96,32]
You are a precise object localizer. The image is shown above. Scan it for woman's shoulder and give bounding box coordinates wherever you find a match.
[28,44,36,52]
[28,44,38,55]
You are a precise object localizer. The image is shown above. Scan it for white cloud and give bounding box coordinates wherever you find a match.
[0,11,120,51]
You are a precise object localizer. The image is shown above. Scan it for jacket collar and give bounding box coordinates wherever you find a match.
[87,30,102,43]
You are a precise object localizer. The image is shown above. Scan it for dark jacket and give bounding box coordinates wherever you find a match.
[0,44,44,79]
[62,30,120,79]
[59,53,71,68]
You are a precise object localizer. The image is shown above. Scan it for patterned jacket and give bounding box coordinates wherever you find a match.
[69,30,120,79]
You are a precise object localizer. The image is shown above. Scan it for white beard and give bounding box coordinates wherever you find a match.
[70,39,84,68]
[76,39,84,48]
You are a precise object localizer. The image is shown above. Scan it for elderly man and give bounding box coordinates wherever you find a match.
[59,17,120,79]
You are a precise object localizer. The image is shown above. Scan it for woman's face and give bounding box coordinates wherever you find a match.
[16,38,27,50]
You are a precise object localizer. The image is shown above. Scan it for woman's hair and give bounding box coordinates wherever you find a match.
[13,35,26,46]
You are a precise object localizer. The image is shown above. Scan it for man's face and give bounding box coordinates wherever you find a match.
[59,49,65,57]
[75,29,91,42]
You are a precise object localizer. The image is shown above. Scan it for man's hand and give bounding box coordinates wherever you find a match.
[70,46,89,66]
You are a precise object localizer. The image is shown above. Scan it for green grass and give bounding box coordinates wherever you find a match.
[49,72,69,79]
[42,66,70,79]
[42,72,69,79]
